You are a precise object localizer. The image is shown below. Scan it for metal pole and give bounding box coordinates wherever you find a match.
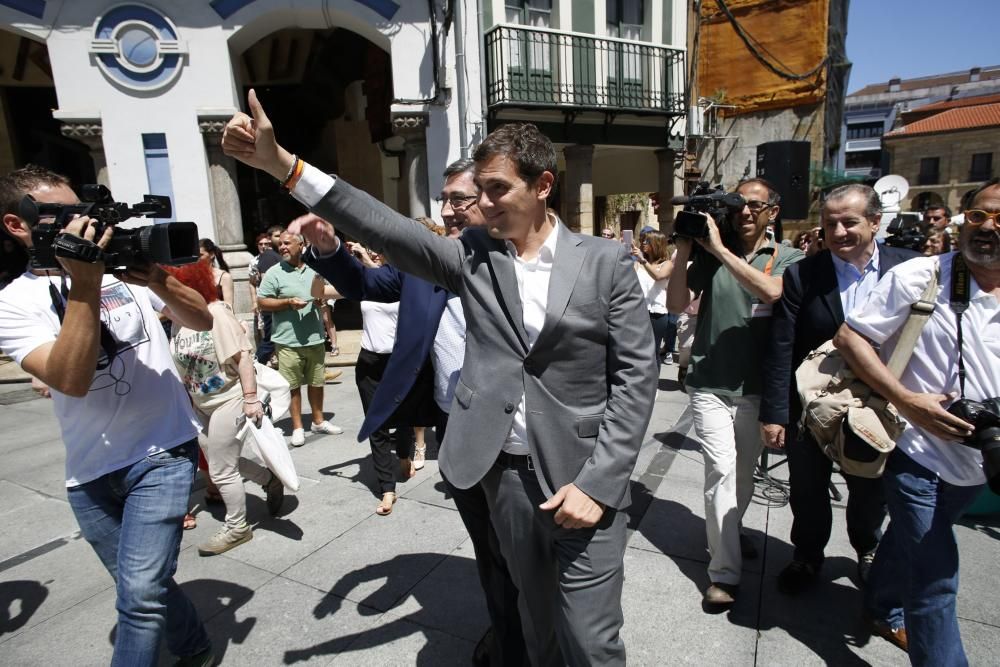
[455,0,471,157]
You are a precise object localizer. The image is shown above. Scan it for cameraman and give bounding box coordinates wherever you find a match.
[667,178,803,607]
[833,178,1000,666]
[0,166,214,666]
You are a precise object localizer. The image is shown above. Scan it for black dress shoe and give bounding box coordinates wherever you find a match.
[777,560,820,595]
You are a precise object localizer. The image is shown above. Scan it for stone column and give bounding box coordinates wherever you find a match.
[391,114,430,218]
[58,119,109,187]
[562,144,594,234]
[655,148,677,233]
[199,113,253,318]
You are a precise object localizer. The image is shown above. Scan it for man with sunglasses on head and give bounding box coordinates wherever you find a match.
[287,158,527,666]
[0,166,215,666]
[667,178,804,607]
[833,179,1000,665]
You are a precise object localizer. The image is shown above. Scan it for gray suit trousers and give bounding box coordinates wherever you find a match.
[481,459,627,667]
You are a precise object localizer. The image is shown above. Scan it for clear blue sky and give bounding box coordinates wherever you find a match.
[846,0,999,94]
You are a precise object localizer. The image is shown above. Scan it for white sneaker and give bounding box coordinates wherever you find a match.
[311,420,344,435]
[290,428,306,447]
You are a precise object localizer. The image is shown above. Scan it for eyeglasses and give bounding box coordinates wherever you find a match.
[964,209,1000,226]
[745,200,771,213]
[435,194,478,210]
[601,232,615,239]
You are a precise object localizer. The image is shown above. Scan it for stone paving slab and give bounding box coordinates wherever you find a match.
[1,363,999,665]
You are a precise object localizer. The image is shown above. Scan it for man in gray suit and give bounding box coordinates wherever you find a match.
[222,90,657,665]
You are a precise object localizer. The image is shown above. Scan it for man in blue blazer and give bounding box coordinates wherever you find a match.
[760,184,919,605]
[305,158,526,666]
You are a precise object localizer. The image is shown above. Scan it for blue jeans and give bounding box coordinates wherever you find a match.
[255,311,275,364]
[866,449,982,666]
[67,441,209,666]
[650,312,678,366]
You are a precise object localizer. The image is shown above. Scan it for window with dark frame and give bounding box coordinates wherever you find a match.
[504,0,554,102]
[606,0,645,106]
[918,156,940,185]
[846,121,884,140]
[970,153,993,182]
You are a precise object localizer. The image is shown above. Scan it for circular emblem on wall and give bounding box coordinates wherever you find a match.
[89,4,188,91]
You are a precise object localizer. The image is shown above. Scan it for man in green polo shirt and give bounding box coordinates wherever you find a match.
[667,178,803,607]
[258,230,344,446]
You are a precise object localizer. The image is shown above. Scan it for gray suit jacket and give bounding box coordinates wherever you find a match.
[310,179,657,510]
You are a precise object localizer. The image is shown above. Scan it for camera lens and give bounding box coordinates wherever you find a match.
[979,429,1000,494]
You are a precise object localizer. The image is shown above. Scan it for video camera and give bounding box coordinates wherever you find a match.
[19,184,199,272]
[883,213,926,252]
[671,182,746,239]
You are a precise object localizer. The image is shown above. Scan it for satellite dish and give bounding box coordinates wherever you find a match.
[874,174,910,210]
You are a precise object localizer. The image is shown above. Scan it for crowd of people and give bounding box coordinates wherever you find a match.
[0,87,996,667]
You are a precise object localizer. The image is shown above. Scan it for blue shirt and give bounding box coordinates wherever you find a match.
[830,244,880,318]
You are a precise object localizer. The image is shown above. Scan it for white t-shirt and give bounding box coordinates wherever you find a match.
[171,301,253,413]
[847,253,999,486]
[0,272,201,487]
[635,263,668,314]
[360,300,399,354]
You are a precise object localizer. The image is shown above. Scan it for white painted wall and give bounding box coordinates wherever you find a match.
[0,0,487,235]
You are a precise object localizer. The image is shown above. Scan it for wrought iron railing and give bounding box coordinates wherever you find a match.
[484,25,686,115]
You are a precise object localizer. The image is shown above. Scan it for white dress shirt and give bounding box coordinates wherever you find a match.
[847,253,999,486]
[502,222,559,454]
[433,294,466,413]
[830,243,880,318]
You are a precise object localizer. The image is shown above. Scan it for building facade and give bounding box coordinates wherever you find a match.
[0,0,484,316]
[837,65,1000,181]
[883,96,1000,213]
[481,0,688,235]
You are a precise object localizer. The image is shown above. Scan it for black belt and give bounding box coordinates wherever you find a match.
[496,451,534,471]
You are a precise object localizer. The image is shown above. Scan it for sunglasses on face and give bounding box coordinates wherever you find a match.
[745,200,771,213]
[964,210,1000,226]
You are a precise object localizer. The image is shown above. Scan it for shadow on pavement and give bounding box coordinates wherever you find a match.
[180,579,257,664]
[0,580,48,635]
[635,495,878,665]
[282,553,474,665]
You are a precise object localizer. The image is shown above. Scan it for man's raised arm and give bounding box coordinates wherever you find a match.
[222,90,464,293]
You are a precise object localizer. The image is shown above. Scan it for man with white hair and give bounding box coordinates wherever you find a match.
[257,228,343,446]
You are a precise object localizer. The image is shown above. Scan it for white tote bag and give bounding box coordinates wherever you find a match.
[241,416,300,492]
[254,362,291,421]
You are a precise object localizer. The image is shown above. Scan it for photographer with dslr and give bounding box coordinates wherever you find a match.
[0,166,214,666]
[833,179,1000,666]
[667,178,803,607]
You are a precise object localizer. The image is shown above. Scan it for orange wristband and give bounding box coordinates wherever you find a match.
[283,158,304,191]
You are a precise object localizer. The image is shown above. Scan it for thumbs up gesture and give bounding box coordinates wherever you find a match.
[221,88,295,181]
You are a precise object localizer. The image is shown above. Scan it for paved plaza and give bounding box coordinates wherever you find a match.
[1,362,998,666]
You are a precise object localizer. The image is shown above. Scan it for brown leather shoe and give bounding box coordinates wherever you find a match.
[704,582,738,606]
[870,619,908,652]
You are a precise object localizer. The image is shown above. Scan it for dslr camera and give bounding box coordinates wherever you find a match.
[19,184,199,272]
[947,397,1000,493]
[671,182,746,240]
[883,214,926,252]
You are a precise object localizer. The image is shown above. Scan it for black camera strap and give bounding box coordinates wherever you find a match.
[48,276,119,371]
[949,253,972,398]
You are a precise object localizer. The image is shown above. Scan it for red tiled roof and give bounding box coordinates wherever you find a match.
[885,102,1000,137]
[850,66,1000,97]
[899,93,1000,124]
[914,92,1000,113]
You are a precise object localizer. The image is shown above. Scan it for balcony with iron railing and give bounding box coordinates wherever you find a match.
[484,24,686,117]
